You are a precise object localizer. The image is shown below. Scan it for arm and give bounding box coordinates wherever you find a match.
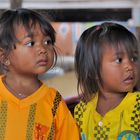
[54,98,80,140]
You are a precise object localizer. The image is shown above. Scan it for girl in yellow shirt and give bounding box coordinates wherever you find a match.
[0,8,79,140]
[74,22,140,140]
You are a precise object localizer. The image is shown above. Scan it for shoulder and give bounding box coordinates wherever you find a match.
[133,92,140,103]
[74,97,97,118]
[126,92,140,104]
[42,84,62,103]
[42,85,69,116]
[74,101,87,126]
[44,85,68,112]
[74,95,97,117]
[124,92,140,119]
[74,101,87,114]
[129,91,140,97]
[39,84,63,111]
[130,92,140,111]
[127,92,140,133]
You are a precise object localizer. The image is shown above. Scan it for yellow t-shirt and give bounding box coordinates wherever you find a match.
[74,92,140,140]
[0,76,80,140]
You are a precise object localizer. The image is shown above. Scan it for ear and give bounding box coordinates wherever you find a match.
[0,48,5,63]
[0,48,10,66]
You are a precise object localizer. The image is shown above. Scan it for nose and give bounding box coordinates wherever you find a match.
[37,43,47,55]
[38,48,47,55]
[125,60,133,72]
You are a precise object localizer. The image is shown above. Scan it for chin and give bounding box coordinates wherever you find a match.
[124,88,134,92]
[37,69,48,75]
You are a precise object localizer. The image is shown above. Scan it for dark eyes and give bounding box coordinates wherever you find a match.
[25,41,35,47]
[115,58,122,64]
[24,39,53,48]
[44,39,53,46]
[131,56,138,62]
[115,56,138,64]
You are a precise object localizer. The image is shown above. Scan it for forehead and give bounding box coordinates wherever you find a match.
[102,45,116,56]
[102,42,137,55]
[15,23,43,40]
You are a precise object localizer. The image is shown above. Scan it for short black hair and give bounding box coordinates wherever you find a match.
[75,22,139,101]
[0,8,57,71]
[0,8,55,53]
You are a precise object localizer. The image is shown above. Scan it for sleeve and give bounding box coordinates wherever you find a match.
[54,98,80,140]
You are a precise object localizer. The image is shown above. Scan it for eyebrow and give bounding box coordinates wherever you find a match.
[115,50,123,54]
[17,33,33,42]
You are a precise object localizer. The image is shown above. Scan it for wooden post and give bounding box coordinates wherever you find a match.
[10,0,22,9]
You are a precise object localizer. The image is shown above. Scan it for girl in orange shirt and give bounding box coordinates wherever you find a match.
[0,8,79,140]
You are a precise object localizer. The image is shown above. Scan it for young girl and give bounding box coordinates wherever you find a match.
[0,8,80,140]
[74,22,140,140]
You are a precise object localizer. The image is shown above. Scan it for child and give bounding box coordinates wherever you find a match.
[74,22,140,140]
[0,8,80,140]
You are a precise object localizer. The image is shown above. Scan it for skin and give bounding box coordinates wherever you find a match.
[1,23,55,99]
[96,45,139,116]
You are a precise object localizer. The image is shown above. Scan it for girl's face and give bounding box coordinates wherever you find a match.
[7,24,55,75]
[100,45,139,93]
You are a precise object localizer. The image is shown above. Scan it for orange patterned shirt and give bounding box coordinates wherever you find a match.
[0,76,80,140]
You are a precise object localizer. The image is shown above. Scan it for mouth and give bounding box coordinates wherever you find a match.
[37,59,48,66]
[123,75,135,84]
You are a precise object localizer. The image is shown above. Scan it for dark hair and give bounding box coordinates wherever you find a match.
[75,22,139,101]
[0,8,57,67]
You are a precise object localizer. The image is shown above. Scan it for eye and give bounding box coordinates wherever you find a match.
[115,58,122,64]
[44,39,53,46]
[131,56,138,62]
[25,41,35,47]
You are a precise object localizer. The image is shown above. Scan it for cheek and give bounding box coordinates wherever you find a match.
[47,50,55,67]
[101,65,118,76]
[101,66,122,82]
[135,68,139,81]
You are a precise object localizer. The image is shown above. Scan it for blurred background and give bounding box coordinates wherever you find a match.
[1,0,140,99]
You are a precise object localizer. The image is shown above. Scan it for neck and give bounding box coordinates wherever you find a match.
[96,91,127,116]
[3,75,42,99]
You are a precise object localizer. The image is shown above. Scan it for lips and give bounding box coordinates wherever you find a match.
[123,75,135,84]
[37,59,48,66]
